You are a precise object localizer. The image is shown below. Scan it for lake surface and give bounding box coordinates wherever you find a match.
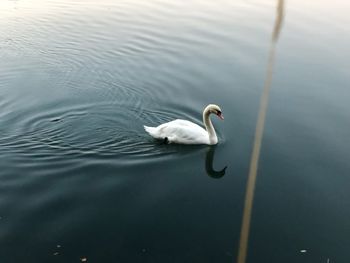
[1,0,349,262]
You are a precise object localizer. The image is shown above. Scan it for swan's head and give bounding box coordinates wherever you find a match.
[206,104,224,120]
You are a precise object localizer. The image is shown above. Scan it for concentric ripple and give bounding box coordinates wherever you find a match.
[1,101,166,161]
[0,91,213,172]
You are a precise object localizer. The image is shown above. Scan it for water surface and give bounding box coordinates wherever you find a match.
[0,0,349,262]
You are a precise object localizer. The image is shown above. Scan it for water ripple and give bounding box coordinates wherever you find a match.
[0,0,237,170]
[0,96,206,166]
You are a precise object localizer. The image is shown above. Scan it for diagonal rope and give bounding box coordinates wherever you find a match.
[237,1,284,263]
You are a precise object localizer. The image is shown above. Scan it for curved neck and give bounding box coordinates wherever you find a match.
[203,109,218,145]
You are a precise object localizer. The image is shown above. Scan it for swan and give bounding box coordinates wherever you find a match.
[143,104,224,145]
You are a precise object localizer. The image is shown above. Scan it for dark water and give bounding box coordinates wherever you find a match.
[1,0,349,262]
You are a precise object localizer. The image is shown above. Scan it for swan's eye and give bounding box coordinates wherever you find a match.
[217,110,221,115]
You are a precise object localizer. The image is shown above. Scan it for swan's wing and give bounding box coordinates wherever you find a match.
[155,119,209,144]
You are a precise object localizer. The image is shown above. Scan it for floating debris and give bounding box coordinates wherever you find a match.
[50,118,61,122]
[300,249,307,253]
[57,245,61,248]
[80,257,87,262]
[53,252,59,256]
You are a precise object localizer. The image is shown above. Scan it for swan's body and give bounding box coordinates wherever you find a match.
[144,104,224,145]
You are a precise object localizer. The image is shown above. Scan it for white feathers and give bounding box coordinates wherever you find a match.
[143,104,223,145]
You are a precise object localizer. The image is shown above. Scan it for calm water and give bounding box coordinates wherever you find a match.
[1,0,350,262]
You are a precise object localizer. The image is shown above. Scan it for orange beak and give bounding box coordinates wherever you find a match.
[217,112,224,120]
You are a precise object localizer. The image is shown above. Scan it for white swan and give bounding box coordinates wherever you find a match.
[144,104,224,145]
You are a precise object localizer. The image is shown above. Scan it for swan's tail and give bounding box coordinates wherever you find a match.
[143,125,158,137]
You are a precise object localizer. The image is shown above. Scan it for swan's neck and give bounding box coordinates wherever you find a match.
[203,110,218,145]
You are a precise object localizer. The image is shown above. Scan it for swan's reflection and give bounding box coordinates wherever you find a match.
[205,146,227,178]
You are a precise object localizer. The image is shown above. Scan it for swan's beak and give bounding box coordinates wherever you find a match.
[218,112,224,120]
